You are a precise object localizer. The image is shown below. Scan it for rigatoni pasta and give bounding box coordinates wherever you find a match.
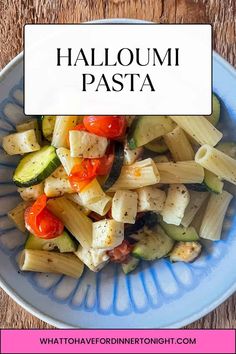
[108,158,160,191]
[67,191,112,216]
[47,197,93,248]
[170,116,223,146]
[195,144,236,185]
[156,161,204,184]
[79,178,106,205]
[8,201,31,232]
[52,116,78,148]
[56,147,82,175]
[19,249,84,278]
[199,190,233,240]
[164,126,194,161]
[181,191,209,228]
[87,195,112,216]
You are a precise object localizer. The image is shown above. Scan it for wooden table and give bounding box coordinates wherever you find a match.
[0,0,235,329]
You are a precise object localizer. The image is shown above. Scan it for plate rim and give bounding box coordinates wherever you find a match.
[0,19,236,329]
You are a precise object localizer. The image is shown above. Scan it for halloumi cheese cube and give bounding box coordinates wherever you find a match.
[69,130,108,158]
[112,190,138,224]
[92,219,124,250]
[137,186,166,213]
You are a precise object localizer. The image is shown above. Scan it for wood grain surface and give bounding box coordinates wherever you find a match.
[0,0,235,329]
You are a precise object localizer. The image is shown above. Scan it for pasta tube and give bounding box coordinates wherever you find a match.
[52,116,78,148]
[164,126,194,161]
[47,197,92,248]
[8,201,31,232]
[56,147,82,175]
[79,179,105,205]
[112,190,138,224]
[156,161,204,184]
[181,191,209,228]
[200,190,233,240]
[19,250,84,278]
[195,144,236,185]
[87,195,112,216]
[65,194,91,215]
[108,158,160,191]
[190,195,209,233]
[67,192,111,216]
[170,116,222,146]
[161,184,190,225]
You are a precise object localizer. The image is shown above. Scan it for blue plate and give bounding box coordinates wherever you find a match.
[0,20,235,328]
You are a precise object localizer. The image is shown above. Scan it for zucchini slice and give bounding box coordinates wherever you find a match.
[122,256,140,274]
[203,169,223,194]
[205,94,220,126]
[145,138,168,154]
[132,225,174,260]
[189,170,223,194]
[128,116,175,149]
[103,141,124,190]
[25,231,77,252]
[217,142,236,159]
[159,218,199,241]
[13,146,61,187]
[41,116,56,141]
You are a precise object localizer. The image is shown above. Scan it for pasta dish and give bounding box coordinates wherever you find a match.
[2,94,235,278]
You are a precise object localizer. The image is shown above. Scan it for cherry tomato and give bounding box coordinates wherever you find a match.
[98,143,115,175]
[69,177,93,193]
[107,240,133,263]
[69,159,100,192]
[24,194,64,239]
[36,208,64,238]
[68,150,114,192]
[93,155,114,177]
[83,116,127,139]
[70,159,100,181]
[71,123,87,132]
[30,194,47,216]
